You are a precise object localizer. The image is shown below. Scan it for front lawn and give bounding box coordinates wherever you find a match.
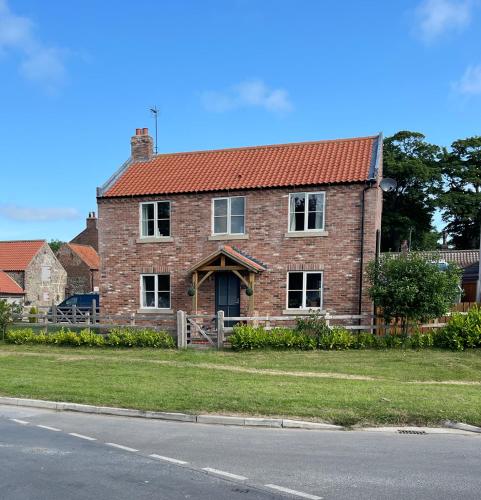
[1,344,480,427]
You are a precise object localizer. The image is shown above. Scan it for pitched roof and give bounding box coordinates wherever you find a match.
[0,271,24,295]
[68,244,100,270]
[0,240,45,271]
[101,135,381,198]
[188,245,267,274]
[437,249,479,268]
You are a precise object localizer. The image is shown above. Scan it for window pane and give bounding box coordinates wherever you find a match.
[157,201,170,219]
[290,193,305,213]
[157,292,170,309]
[306,273,322,290]
[143,292,155,308]
[292,212,305,231]
[141,204,155,236]
[143,276,155,292]
[308,211,323,230]
[288,291,303,309]
[157,274,170,291]
[157,219,170,237]
[230,197,245,216]
[305,290,321,308]
[230,215,245,234]
[214,199,228,217]
[142,203,154,220]
[214,216,228,234]
[308,193,324,212]
[288,272,303,290]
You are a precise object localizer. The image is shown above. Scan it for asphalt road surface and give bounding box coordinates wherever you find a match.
[1,404,481,499]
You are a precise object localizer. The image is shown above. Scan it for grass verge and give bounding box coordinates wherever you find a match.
[1,344,480,427]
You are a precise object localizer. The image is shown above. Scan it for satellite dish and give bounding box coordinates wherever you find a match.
[379,178,397,192]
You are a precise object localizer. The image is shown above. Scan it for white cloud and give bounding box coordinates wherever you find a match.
[414,0,473,42]
[453,64,481,95]
[0,205,80,222]
[201,79,293,114]
[0,0,67,90]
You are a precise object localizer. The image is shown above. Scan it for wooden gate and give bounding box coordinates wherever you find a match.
[177,311,225,349]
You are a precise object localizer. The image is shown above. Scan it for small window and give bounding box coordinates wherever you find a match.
[289,192,325,232]
[213,197,245,235]
[287,271,323,309]
[141,274,171,309]
[41,265,51,283]
[140,201,171,238]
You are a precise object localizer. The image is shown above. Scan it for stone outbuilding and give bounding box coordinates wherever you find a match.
[0,270,25,304]
[56,243,100,296]
[0,240,67,307]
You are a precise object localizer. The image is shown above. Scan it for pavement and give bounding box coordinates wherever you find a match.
[1,403,481,499]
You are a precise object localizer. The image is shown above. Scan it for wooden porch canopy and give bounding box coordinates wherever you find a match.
[187,245,266,313]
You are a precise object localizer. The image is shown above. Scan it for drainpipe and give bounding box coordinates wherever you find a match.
[358,181,376,316]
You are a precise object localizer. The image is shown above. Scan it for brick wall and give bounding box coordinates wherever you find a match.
[71,214,99,251]
[98,183,382,318]
[56,245,97,295]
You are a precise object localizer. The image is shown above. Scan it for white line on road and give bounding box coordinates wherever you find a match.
[265,484,323,500]
[202,467,248,481]
[106,442,139,452]
[37,425,61,432]
[9,419,29,425]
[69,432,96,441]
[149,454,188,465]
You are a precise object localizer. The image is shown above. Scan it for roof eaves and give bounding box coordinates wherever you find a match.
[368,132,383,181]
[97,156,133,198]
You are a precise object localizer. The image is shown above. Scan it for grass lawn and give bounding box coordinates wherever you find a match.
[1,343,481,427]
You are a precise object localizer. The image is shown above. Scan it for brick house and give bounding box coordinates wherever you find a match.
[70,212,98,251]
[97,128,383,318]
[0,241,67,307]
[56,243,100,296]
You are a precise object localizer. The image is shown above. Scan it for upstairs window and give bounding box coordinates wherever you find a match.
[141,274,171,309]
[140,201,171,238]
[287,271,323,309]
[213,197,245,235]
[289,192,325,232]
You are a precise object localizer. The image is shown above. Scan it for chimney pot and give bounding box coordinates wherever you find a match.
[142,127,148,135]
[135,128,142,136]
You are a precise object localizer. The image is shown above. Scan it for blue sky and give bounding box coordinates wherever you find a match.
[0,0,480,241]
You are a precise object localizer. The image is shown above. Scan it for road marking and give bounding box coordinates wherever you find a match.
[265,484,323,500]
[37,425,61,432]
[202,467,248,481]
[106,442,139,452]
[149,454,188,465]
[69,432,96,441]
[10,418,29,425]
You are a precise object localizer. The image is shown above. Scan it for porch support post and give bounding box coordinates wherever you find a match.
[249,272,255,314]
[192,271,198,314]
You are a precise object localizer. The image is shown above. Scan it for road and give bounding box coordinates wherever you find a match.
[1,404,481,499]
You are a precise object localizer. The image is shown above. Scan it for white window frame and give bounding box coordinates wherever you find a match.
[211,196,246,235]
[140,273,171,309]
[139,201,171,238]
[288,192,325,232]
[286,271,323,310]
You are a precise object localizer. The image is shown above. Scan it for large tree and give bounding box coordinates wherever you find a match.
[381,131,442,252]
[440,136,481,249]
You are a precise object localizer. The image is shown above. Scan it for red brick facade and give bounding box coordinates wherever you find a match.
[98,183,382,317]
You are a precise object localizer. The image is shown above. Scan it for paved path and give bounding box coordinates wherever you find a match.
[1,404,481,499]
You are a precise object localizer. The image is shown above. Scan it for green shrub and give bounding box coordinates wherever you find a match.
[354,332,378,349]
[28,306,38,324]
[230,325,315,351]
[435,307,481,351]
[318,327,354,350]
[106,328,174,348]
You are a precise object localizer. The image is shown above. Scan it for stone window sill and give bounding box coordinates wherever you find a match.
[137,308,174,314]
[284,231,328,238]
[282,309,327,316]
[208,234,249,241]
[136,237,174,243]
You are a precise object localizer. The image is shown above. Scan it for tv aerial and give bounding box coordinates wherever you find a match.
[150,106,160,154]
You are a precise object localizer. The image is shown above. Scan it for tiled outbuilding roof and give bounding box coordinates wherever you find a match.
[437,249,478,269]
[0,271,24,295]
[101,135,381,198]
[68,244,100,270]
[0,240,45,271]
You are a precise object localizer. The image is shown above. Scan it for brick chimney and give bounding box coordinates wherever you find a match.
[87,211,97,230]
[131,127,153,162]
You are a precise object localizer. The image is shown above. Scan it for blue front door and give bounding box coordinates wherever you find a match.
[215,272,240,326]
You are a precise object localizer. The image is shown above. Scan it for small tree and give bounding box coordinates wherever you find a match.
[0,299,21,340]
[367,254,461,335]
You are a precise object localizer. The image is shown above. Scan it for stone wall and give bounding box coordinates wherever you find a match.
[98,183,382,317]
[24,243,67,307]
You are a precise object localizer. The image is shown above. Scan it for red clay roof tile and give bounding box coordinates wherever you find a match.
[0,271,24,295]
[68,244,100,270]
[102,135,379,197]
[0,240,45,271]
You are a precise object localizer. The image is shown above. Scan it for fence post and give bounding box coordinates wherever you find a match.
[177,310,187,348]
[86,311,91,332]
[72,305,76,324]
[130,313,136,326]
[92,299,97,325]
[52,304,57,324]
[217,310,224,349]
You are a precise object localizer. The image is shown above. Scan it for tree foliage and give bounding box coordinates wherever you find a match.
[381,131,442,252]
[0,299,22,340]
[440,136,481,249]
[48,239,65,253]
[367,254,461,333]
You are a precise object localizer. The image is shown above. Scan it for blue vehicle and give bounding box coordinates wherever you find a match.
[56,293,99,313]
